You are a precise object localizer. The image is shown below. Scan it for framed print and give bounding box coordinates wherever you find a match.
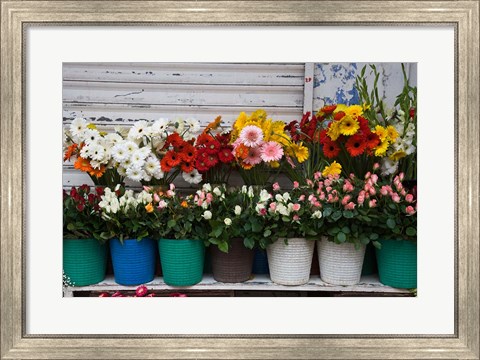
[1,1,479,358]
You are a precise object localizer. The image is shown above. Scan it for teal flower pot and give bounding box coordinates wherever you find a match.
[158,239,205,286]
[63,238,107,286]
[375,239,417,289]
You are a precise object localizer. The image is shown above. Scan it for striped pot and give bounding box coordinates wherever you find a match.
[317,237,366,285]
[210,238,254,283]
[158,239,205,286]
[267,238,314,286]
[375,239,417,289]
[109,238,156,286]
[63,238,107,286]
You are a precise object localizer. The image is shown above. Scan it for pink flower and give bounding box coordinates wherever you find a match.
[364,172,371,179]
[391,193,401,203]
[400,189,406,196]
[293,181,299,189]
[136,285,148,297]
[239,125,264,147]
[269,203,277,211]
[318,192,326,201]
[143,186,152,192]
[293,214,300,221]
[306,179,314,187]
[326,186,332,193]
[286,154,296,168]
[406,205,416,215]
[166,190,175,197]
[153,193,160,203]
[259,208,267,216]
[324,179,332,187]
[313,201,321,207]
[399,172,405,181]
[380,186,391,196]
[368,199,377,208]
[343,180,354,193]
[206,193,213,204]
[368,187,376,196]
[169,183,176,191]
[373,162,380,170]
[341,195,351,206]
[344,202,356,210]
[371,174,378,184]
[98,292,110,297]
[292,203,301,211]
[357,191,365,205]
[111,291,124,297]
[308,194,315,202]
[298,195,305,201]
[272,182,280,191]
[260,141,284,162]
[405,194,414,203]
[157,200,167,209]
[197,198,203,207]
[314,172,322,180]
[244,146,263,165]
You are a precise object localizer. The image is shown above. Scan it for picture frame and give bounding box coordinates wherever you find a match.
[1,1,478,358]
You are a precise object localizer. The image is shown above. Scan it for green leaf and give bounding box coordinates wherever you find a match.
[263,229,272,238]
[327,227,340,236]
[167,219,176,228]
[243,237,255,249]
[386,218,396,229]
[337,232,346,243]
[406,227,416,236]
[369,233,379,240]
[251,221,263,233]
[332,211,342,221]
[323,207,333,217]
[218,241,229,253]
[372,240,381,249]
[342,211,354,219]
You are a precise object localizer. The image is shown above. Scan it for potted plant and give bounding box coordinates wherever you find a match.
[370,172,417,288]
[153,185,206,286]
[197,184,260,283]
[98,186,157,286]
[63,185,108,286]
[315,166,381,285]
[256,182,319,285]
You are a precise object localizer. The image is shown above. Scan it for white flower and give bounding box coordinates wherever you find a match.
[111,143,129,162]
[104,133,123,148]
[381,158,399,176]
[117,166,127,177]
[405,144,416,155]
[158,200,167,209]
[114,126,130,138]
[126,166,146,182]
[283,192,291,201]
[183,169,202,184]
[124,141,139,155]
[224,218,232,226]
[255,203,265,213]
[145,156,161,175]
[275,194,284,202]
[83,129,101,145]
[130,150,146,168]
[184,117,201,137]
[152,137,166,151]
[259,189,271,203]
[152,168,165,180]
[128,120,150,140]
[312,210,322,219]
[69,118,87,140]
[247,186,254,198]
[173,117,185,134]
[89,143,106,161]
[80,144,91,159]
[138,146,151,159]
[241,185,247,194]
[213,187,222,196]
[151,118,170,136]
[276,203,289,216]
[136,190,153,204]
[202,183,212,192]
[202,210,212,220]
[234,205,242,216]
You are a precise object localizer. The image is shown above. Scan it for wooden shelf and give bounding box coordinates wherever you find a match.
[64,274,412,297]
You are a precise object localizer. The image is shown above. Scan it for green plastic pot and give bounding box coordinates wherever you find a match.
[158,239,205,286]
[375,238,417,289]
[63,238,107,286]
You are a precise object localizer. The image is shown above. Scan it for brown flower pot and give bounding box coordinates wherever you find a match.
[210,238,254,283]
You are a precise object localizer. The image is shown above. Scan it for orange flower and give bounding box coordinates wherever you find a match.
[180,200,188,208]
[160,157,172,172]
[88,164,106,178]
[145,203,154,213]
[64,143,78,161]
[163,150,181,167]
[205,116,222,132]
[241,162,253,170]
[196,132,213,146]
[235,144,249,160]
[74,156,93,173]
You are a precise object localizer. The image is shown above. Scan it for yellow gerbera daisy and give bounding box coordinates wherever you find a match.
[333,104,348,114]
[234,112,248,131]
[338,115,360,136]
[374,140,389,157]
[327,121,341,141]
[345,105,363,119]
[374,125,388,142]
[289,143,309,163]
[385,125,399,142]
[389,150,407,161]
[261,120,273,141]
[249,109,267,123]
[322,161,342,177]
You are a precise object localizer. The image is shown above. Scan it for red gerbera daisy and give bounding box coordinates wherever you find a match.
[365,131,380,150]
[165,133,183,148]
[196,133,213,146]
[321,105,337,114]
[160,157,172,172]
[181,161,194,173]
[195,157,209,172]
[218,147,234,163]
[163,150,181,167]
[205,139,221,155]
[179,143,196,162]
[334,111,346,121]
[215,132,231,146]
[357,116,370,135]
[318,129,329,145]
[204,153,219,168]
[322,139,341,158]
[345,134,367,157]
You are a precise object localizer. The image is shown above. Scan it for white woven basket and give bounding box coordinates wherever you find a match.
[317,237,366,285]
[267,238,314,286]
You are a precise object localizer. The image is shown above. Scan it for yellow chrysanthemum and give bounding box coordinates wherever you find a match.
[288,142,309,163]
[386,125,399,142]
[374,140,389,157]
[249,109,267,122]
[374,125,388,142]
[234,112,248,131]
[87,123,97,130]
[338,115,360,136]
[322,161,342,177]
[261,119,273,141]
[389,150,407,161]
[345,105,363,119]
[333,104,348,114]
[327,121,341,141]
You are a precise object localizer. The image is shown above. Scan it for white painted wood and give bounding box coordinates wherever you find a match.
[65,274,411,295]
[303,62,314,115]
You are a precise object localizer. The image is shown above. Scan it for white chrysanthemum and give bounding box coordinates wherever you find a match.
[143,173,152,182]
[114,126,130,138]
[89,143,106,161]
[183,169,202,184]
[83,129,101,145]
[150,118,170,136]
[126,166,145,182]
[152,137,166,152]
[111,143,129,163]
[69,118,87,140]
[124,141,139,155]
[117,166,127,177]
[128,120,150,140]
[144,156,161,175]
[130,150,146,168]
[90,160,103,169]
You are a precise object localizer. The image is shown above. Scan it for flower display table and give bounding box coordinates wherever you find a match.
[63,274,412,297]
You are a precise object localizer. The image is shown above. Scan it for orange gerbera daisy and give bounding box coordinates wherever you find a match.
[181,161,194,173]
[64,143,78,162]
[160,157,172,172]
[180,143,196,162]
[88,164,106,178]
[205,116,222,132]
[241,162,254,170]
[234,143,249,160]
[163,150,182,167]
[74,156,93,173]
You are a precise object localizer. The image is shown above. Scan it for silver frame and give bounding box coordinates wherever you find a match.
[1,1,478,358]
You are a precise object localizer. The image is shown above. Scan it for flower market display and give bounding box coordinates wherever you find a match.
[63,64,417,295]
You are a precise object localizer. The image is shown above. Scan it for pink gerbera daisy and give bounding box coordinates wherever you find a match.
[260,141,284,162]
[239,125,264,147]
[243,146,263,165]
